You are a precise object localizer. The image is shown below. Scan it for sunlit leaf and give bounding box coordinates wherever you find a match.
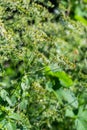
[45,66,73,87]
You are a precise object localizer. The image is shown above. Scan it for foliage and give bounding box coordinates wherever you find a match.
[0,0,87,130]
[61,0,87,25]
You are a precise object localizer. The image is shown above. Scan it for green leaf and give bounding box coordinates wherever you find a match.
[45,66,73,88]
[0,119,7,129]
[75,15,87,25]
[9,113,21,121]
[78,107,87,121]
[21,75,30,91]
[6,97,13,106]
[75,119,87,130]
[65,108,75,118]
[0,89,8,100]
[80,111,87,121]
[46,81,53,92]
[54,71,73,88]
[57,89,78,108]
[19,99,28,111]
[0,89,13,106]
[75,107,87,130]
[6,122,16,130]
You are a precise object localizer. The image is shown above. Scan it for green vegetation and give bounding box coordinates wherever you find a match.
[0,0,87,129]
